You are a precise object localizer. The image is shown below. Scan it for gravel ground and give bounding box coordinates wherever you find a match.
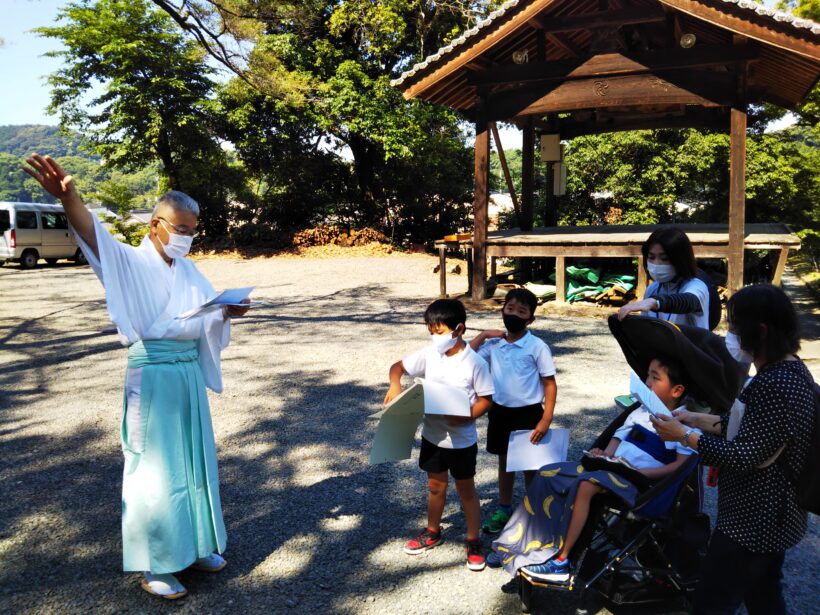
[0,253,817,615]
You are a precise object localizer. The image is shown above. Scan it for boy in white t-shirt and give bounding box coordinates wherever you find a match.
[384,299,494,571]
[469,288,557,535]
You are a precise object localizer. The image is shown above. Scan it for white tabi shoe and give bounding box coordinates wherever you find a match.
[190,552,227,573]
[140,572,188,600]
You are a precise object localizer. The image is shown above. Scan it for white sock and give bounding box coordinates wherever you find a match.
[143,572,185,596]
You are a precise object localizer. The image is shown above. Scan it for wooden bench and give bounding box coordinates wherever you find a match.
[435,223,801,301]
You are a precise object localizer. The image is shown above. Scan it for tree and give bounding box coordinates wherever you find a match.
[150,0,482,238]
[37,0,234,237]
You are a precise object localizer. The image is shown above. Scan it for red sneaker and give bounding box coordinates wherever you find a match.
[466,539,486,571]
[404,528,442,554]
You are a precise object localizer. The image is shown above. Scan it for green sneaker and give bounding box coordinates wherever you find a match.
[482,508,512,535]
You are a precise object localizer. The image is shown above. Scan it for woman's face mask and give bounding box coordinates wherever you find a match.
[725,331,754,364]
[159,218,194,259]
[647,262,676,283]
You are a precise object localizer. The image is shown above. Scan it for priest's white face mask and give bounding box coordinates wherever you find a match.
[152,206,198,261]
[158,218,194,259]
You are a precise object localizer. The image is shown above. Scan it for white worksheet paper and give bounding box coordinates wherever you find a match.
[369,379,472,465]
[176,286,255,319]
[628,370,672,417]
[417,378,471,417]
[506,428,570,472]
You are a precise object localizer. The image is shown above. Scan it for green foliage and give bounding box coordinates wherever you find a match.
[151,0,483,242]
[0,125,87,159]
[38,0,235,237]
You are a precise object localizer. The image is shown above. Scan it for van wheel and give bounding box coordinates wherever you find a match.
[20,250,39,269]
[73,249,87,266]
[45,258,59,265]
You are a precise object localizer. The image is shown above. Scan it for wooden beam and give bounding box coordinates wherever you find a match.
[546,32,583,58]
[533,8,666,34]
[728,107,746,294]
[556,108,729,138]
[466,46,758,87]
[490,122,521,222]
[658,0,820,61]
[472,100,490,301]
[771,248,789,286]
[492,72,730,120]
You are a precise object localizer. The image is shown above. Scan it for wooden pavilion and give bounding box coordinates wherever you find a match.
[392,0,820,301]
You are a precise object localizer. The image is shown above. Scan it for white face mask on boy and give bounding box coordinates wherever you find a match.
[725,332,754,364]
[647,262,676,283]
[430,327,460,354]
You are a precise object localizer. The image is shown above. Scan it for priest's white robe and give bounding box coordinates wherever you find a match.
[75,217,230,573]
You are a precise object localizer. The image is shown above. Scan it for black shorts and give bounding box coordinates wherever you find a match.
[486,402,544,456]
[419,437,477,480]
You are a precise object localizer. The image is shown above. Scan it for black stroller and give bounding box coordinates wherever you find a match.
[514,315,745,613]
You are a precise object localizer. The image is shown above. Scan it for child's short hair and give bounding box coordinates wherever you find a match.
[503,288,537,315]
[653,354,687,390]
[424,299,467,330]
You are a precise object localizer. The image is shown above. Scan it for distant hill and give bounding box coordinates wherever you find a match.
[0,125,92,159]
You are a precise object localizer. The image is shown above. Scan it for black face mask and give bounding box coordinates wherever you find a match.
[503,313,528,333]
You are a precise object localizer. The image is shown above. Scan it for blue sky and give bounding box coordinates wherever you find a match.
[0,0,792,143]
[0,0,67,126]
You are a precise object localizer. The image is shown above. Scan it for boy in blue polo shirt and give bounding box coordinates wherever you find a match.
[470,288,557,535]
[385,299,494,570]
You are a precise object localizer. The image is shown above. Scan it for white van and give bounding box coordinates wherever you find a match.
[0,202,87,269]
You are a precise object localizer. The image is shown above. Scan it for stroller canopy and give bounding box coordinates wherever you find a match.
[608,315,745,414]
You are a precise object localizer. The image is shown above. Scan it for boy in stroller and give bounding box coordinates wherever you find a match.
[489,315,744,610]
[489,355,695,581]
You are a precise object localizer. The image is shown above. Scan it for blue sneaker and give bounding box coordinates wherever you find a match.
[524,557,570,582]
[486,549,503,568]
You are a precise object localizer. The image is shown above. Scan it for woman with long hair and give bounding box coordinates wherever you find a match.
[618,227,711,329]
[651,284,815,614]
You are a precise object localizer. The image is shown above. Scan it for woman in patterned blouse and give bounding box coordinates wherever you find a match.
[651,284,814,615]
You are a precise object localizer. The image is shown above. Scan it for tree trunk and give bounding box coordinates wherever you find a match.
[346,133,381,226]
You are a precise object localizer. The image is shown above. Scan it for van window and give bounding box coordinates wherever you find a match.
[16,211,37,229]
[42,212,69,230]
[0,210,9,230]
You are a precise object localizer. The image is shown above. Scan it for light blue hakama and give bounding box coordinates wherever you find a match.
[121,339,226,573]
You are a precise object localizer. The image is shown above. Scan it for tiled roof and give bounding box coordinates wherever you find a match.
[390,0,521,87]
[391,0,820,88]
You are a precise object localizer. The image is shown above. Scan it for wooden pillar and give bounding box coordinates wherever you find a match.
[472,100,490,301]
[439,244,447,297]
[637,255,647,298]
[771,248,789,286]
[521,118,535,231]
[519,117,535,283]
[555,256,566,303]
[728,108,746,294]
